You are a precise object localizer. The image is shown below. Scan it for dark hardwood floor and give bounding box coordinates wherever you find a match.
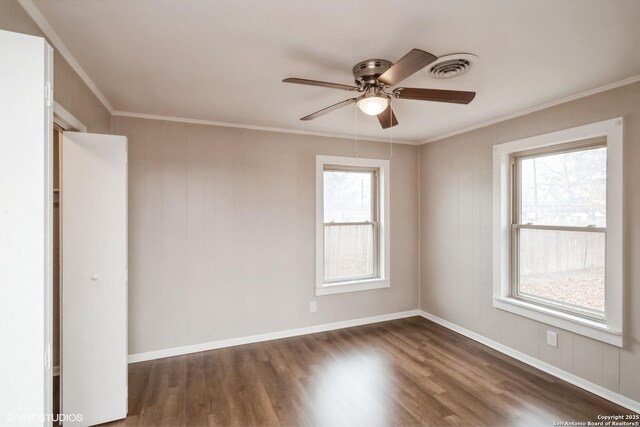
[103,317,633,426]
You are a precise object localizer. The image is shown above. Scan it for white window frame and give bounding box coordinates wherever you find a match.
[316,155,390,296]
[493,118,623,347]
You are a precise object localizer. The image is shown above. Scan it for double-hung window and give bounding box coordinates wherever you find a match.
[493,118,623,346]
[316,156,390,296]
[511,139,607,319]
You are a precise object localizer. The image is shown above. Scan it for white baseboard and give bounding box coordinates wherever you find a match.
[128,310,421,364]
[126,308,640,413]
[419,310,640,414]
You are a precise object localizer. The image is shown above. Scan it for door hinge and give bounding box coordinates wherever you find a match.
[44,342,52,370]
[45,82,53,107]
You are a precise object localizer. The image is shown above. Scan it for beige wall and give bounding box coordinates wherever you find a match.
[7,0,639,402]
[0,0,111,133]
[114,116,420,355]
[419,81,640,401]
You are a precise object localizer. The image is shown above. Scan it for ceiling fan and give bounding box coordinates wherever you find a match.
[283,49,476,129]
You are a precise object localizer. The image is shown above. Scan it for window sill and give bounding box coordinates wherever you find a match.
[493,296,622,347]
[316,278,390,296]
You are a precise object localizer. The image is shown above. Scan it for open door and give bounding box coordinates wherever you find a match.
[62,132,128,426]
[0,29,53,426]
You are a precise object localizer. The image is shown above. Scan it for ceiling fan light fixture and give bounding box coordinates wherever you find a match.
[357,94,389,116]
[284,48,476,128]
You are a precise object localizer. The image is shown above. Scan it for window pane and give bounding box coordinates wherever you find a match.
[520,146,606,227]
[324,224,374,281]
[324,170,372,222]
[518,228,605,314]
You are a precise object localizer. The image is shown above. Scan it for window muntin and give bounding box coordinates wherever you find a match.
[322,167,379,284]
[511,139,607,320]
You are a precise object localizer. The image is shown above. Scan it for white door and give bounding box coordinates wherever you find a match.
[0,30,53,426]
[62,132,128,426]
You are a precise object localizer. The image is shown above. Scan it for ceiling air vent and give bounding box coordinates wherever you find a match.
[425,53,477,79]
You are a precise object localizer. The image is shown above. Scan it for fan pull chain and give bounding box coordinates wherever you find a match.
[389,105,394,157]
[354,103,359,158]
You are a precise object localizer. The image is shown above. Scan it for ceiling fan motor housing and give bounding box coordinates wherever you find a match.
[352,59,392,85]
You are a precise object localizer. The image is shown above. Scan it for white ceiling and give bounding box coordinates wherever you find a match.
[30,0,640,143]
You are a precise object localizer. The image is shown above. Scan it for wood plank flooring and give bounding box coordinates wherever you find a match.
[103,317,634,426]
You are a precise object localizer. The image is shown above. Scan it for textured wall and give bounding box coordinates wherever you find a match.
[419,81,640,401]
[114,116,420,355]
[0,0,111,133]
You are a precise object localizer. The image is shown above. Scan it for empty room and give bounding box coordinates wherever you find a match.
[2,0,640,426]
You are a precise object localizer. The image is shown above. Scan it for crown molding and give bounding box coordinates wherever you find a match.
[112,111,418,145]
[421,74,640,144]
[15,0,413,145]
[17,0,114,113]
[20,0,639,146]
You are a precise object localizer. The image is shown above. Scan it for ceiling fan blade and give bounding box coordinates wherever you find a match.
[377,105,399,129]
[378,49,438,86]
[393,87,476,104]
[300,98,358,121]
[283,77,358,91]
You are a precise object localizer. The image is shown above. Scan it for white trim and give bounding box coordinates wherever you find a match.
[315,278,390,296]
[492,118,624,347]
[315,155,391,296]
[18,0,415,144]
[44,40,54,425]
[15,0,417,145]
[113,111,416,145]
[419,310,640,414]
[127,307,640,413]
[422,74,640,144]
[18,0,114,113]
[128,310,420,363]
[493,297,621,346]
[14,0,640,146]
[53,101,87,132]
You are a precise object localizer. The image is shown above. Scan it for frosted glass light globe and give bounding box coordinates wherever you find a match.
[357,96,389,116]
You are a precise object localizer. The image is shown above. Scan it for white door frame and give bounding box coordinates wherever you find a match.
[53,102,87,133]
[50,104,86,387]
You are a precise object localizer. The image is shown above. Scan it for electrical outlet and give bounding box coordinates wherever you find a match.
[546,331,558,347]
[310,301,317,313]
